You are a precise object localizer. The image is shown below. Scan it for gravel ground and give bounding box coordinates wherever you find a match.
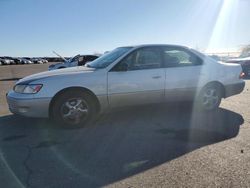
[0,64,249,188]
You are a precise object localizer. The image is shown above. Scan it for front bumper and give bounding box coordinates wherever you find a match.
[224,81,245,98]
[6,92,51,118]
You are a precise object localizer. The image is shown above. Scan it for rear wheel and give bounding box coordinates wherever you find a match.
[196,83,222,111]
[52,91,95,127]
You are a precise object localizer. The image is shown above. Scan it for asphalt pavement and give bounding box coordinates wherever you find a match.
[0,64,250,187]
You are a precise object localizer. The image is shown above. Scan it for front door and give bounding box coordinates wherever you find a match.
[107,47,165,108]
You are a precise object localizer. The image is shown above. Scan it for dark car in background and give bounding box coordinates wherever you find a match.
[0,58,4,65]
[227,57,250,77]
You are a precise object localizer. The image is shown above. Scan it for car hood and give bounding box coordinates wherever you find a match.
[49,62,65,67]
[16,66,96,84]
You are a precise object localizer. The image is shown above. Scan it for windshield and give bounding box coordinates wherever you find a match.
[67,55,80,63]
[86,47,132,68]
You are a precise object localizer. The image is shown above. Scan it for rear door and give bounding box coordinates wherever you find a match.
[162,47,204,101]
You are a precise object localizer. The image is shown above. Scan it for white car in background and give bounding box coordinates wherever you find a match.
[1,57,15,65]
[32,58,48,64]
[48,54,99,70]
[7,44,245,127]
[19,58,33,64]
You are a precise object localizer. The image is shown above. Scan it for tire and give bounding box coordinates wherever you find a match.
[196,83,222,111]
[58,67,65,69]
[52,90,96,127]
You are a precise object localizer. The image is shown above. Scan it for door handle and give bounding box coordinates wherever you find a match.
[152,76,161,79]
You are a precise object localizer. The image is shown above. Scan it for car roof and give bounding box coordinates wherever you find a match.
[120,44,190,49]
[75,54,99,57]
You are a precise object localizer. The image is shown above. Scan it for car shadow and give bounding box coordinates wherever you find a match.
[0,104,244,188]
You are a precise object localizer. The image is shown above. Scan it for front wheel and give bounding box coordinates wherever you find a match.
[52,91,95,127]
[196,84,222,111]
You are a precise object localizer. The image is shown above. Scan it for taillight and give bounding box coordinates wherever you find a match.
[239,72,245,79]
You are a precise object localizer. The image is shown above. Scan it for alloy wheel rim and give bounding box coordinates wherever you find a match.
[60,98,89,125]
[202,88,219,110]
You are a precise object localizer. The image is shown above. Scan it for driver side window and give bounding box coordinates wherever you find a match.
[114,47,162,71]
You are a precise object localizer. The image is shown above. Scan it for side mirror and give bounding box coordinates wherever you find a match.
[117,63,128,71]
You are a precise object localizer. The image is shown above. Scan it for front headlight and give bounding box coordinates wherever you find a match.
[14,84,43,94]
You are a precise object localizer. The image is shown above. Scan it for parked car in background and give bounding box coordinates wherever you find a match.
[32,58,43,64]
[7,44,245,127]
[48,54,99,70]
[19,58,33,64]
[8,57,25,65]
[24,57,34,64]
[226,57,250,77]
[0,58,7,65]
[1,57,15,65]
[42,59,48,63]
[12,58,22,64]
[32,58,48,64]
[16,58,24,64]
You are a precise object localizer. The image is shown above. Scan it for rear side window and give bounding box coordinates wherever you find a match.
[162,47,203,68]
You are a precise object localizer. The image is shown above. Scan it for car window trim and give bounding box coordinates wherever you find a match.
[161,46,203,68]
[109,46,164,72]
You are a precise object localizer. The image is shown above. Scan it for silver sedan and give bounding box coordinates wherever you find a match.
[7,44,245,127]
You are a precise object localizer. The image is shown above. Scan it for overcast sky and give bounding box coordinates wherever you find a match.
[0,0,250,56]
